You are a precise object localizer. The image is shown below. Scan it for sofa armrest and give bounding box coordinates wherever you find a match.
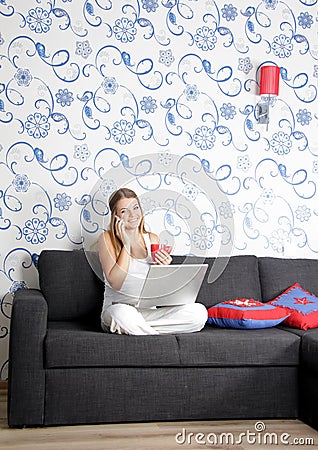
[8,289,48,427]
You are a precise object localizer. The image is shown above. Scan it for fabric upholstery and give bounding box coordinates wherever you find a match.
[45,322,300,368]
[38,249,104,321]
[300,330,318,429]
[45,322,181,368]
[259,257,318,302]
[44,366,298,425]
[299,364,318,430]
[301,329,318,372]
[8,289,47,427]
[175,326,300,366]
[172,255,262,308]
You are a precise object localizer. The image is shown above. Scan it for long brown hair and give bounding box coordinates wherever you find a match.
[108,188,147,258]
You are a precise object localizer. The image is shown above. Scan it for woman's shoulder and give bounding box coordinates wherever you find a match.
[98,230,112,247]
[100,229,111,239]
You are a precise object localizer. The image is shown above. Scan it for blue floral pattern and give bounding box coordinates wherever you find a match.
[221,4,238,22]
[0,0,318,380]
[159,49,175,66]
[192,225,214,251]
[111,120,135,145]
[56,89,74,107]
[14,68,33,87]
[140,96,157,114]
[298,12,313,29]
[26,8,52,34]
[270,132,292,155]
[54,193,72,212]
[23,218,49,244]
[102,77,119,95]
[193,126,216,150]
[12,174,31,193]
[74,144,90,162]
[220,103,236,120]
[75,40,92,59]
[184,85,200,102]
[271,35,293,59]
[25,113,50,139]
[194,27,217,52]
[142,0,159,13]
[114,18,137,43]
[296,109,312,126]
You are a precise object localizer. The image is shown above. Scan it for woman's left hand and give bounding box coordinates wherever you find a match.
[154,250,172,265]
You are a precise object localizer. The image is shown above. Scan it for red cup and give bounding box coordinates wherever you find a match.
[151,244,172,261]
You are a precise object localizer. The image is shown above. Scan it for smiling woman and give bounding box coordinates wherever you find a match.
[98,187,207,335]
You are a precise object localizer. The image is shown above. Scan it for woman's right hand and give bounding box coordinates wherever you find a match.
[115,216,131,249]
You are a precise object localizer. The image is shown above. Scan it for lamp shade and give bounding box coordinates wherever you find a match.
[259,65,280,96]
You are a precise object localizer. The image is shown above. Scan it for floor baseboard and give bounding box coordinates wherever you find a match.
[0,381,7,390]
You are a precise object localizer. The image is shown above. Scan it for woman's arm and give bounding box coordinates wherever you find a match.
[98,231,131,291]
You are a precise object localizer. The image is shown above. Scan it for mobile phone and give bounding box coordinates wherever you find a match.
[115,215,125,227]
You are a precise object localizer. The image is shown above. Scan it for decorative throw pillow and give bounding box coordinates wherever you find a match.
[207,298,289,329]
[268,283,318,330]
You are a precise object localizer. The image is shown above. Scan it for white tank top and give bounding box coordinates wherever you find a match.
[102,233,152,309]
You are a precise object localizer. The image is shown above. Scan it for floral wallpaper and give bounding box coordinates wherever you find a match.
[1,0,318,378]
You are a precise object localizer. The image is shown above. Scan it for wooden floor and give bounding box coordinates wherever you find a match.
[1,383,318,450]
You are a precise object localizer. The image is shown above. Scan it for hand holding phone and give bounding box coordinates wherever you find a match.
[114,215,130,248]
[115,215,124,233]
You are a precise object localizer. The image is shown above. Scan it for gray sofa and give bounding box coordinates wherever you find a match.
[7,250,318,429]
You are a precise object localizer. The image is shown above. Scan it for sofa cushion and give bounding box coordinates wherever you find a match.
[45,322,181,368]
[39,249,104,321]
[268,283,318,330]
[259,257,318,302]
[172,255,262,308]
[175,327,300,366]
[45,322,300,368]
[207,298,289,329]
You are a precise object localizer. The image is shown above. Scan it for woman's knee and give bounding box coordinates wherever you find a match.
[185,303,208,327]
[106,303,138,321]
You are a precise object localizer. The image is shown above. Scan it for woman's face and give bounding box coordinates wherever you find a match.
[115,197,142,230]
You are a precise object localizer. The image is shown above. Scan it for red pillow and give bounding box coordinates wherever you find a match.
[207,298,289,329]
[268,283,318,330]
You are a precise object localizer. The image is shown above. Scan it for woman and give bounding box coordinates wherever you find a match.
[99,188,207,335]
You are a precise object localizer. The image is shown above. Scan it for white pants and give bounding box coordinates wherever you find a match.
[101,303,207,335]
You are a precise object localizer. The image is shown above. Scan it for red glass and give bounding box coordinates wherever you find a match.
[150,244,172,261]
[259,65,280,96]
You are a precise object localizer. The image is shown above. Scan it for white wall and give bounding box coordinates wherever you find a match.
[1,0,318,378]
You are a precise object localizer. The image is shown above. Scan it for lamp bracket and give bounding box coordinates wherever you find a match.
[255,103,269,124]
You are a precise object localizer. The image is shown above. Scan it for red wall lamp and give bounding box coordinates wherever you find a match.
[256,65,280,130]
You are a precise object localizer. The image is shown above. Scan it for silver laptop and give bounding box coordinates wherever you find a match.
[136,264,208,308]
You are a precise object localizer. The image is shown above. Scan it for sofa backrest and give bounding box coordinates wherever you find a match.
[172,255,262,308]
[259,257,318,302]
[38,249,104,321]
[38,250,264,320]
